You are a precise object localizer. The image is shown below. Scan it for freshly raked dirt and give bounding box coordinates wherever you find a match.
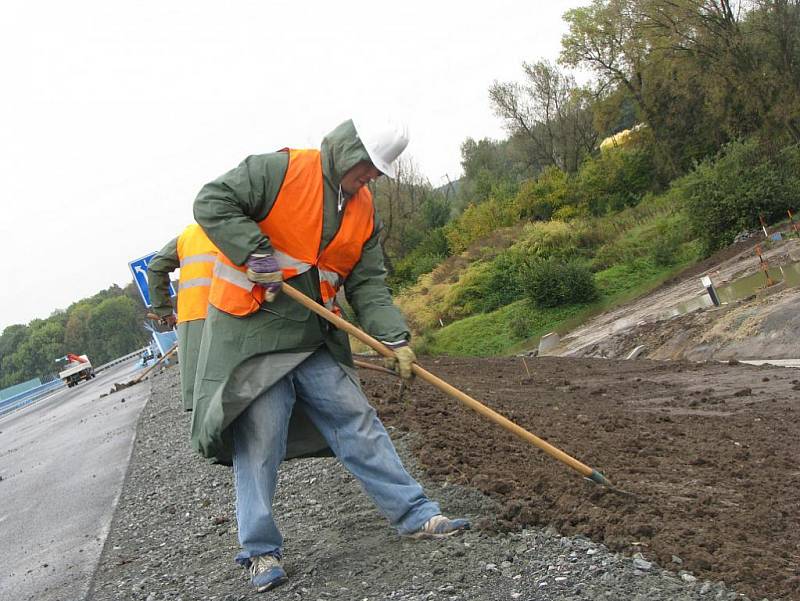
[368,356,799,601]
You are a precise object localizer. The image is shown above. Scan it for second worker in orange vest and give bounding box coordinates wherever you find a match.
[147,223,218,411]
[190,118,470,592]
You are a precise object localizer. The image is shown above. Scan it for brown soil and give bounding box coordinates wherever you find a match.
[361,356,800,600]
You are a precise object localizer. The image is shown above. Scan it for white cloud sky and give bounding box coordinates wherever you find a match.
[0,0,586,330]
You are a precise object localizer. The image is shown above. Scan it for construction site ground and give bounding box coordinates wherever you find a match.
[88,355,798,601]
[370,356,799,601]
[556,234,800,360]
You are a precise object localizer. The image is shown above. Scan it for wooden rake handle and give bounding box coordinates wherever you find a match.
[130,344,178,385]
[281,282,603,482]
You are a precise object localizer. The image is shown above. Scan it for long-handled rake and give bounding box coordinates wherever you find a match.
[282,283,633,497]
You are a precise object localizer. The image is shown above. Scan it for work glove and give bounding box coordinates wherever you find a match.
[383,341,416,382]
[246,253,282,302]
[147,312,176,329]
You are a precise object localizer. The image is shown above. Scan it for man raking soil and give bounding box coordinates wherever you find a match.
[190,119,469,593]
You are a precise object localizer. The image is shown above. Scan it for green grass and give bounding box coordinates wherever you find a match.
[417,300,588,357]
[419,256,696,357]
[595,258,668,297]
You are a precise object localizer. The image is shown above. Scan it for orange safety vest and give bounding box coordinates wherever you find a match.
[176,224,218,323]
[208,148,375,317]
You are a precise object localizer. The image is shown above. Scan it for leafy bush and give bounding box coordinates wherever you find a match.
[551,204,586,221]
[573,147,657,215]
[444,196,518,254]
[445,251,527,317]
[684,139,800,253]
[391,252,446,290]
[650,213,694,266]
[511,221,589,262]
[514,166,570,221]
[519,258,598,308]
[421,196,451,229]
[389,228,449,290]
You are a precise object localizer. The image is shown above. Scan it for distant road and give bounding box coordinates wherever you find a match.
[0,358,150,601]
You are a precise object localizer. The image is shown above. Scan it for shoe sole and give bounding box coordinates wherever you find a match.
[255,575,288,593]
[406,526,469,540]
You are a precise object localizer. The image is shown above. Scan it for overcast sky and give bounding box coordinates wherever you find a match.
[0,0,586,331]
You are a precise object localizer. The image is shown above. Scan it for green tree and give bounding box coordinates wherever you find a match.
[458,137,532,205]
[560,0,735,174]
[684,139,800,252]
[0,324,30,386]
[0,282,153,387]
[63,303,92,354]
[489,60,598,173]
[514,166,571,221]
[371,156,451,273]
[5,320,66,384]
[87,296,147,365]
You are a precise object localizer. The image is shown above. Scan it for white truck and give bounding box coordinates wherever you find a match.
[57,354,96,387]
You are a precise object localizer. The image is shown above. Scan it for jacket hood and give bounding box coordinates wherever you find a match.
[320,119,371,193]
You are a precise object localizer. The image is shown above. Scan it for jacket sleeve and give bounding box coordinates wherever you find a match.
[147,237,179,317]
[193,152,289,266]
[344,223,410,344]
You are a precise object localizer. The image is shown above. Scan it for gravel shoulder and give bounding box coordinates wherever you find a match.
[86,363,787,601]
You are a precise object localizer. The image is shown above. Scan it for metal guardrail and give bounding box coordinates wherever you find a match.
[93,346,150,374]
[0,379,65,417]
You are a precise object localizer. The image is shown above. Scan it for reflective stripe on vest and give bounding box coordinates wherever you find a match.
[180,253,217,267]
[178,277,212,290]
[208,148,374,317]
[213,258,254,291]
[176,224,218,323]
[318,269,341,312]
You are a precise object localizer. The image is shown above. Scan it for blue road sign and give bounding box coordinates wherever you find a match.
[128,252,176,308]
[151,329,178,357]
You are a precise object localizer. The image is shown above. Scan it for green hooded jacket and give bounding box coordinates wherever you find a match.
[147,237,205,411]
[190,120,410,464]
[146,238,179,320]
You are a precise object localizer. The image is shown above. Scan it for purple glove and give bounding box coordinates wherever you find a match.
[245,253,282,302]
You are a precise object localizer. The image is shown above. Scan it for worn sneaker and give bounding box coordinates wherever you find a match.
[408,515,471,539]
[249,553,287,592]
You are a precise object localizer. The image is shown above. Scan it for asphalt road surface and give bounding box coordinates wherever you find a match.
[0,358,150,601]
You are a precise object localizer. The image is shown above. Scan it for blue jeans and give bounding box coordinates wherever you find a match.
[232,348,440,563]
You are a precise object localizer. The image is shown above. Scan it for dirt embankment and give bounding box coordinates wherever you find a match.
[366,356,800,600]
[556,236,800,361]
[574,285,800,361]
